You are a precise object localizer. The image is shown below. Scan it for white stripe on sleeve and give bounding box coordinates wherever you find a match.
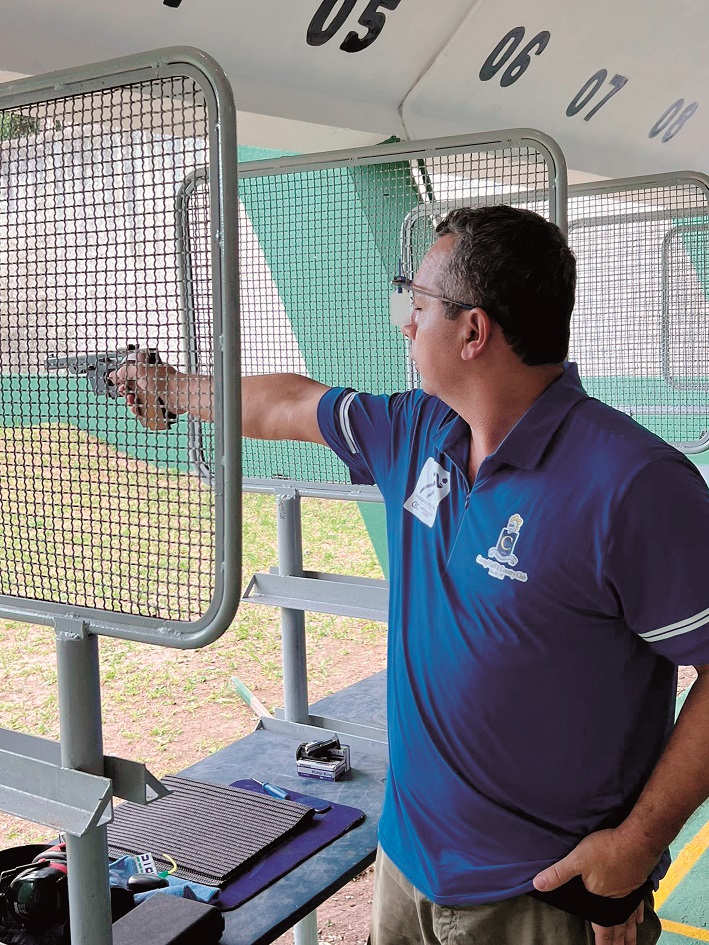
[639,604,709,643]
[339,391,359,454]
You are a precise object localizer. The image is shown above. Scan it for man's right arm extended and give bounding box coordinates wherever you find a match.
[114,354,330,445]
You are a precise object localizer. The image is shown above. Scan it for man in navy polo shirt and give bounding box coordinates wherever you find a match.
[116,206,709,945]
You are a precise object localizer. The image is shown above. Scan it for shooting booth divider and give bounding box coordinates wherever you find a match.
[0,47,239,945]
[175,130,567,745]
[568,173,709,456]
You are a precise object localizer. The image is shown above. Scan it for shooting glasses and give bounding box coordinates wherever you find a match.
[391,275,478,311]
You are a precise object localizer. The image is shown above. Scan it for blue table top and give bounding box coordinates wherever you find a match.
[180,673,388,945]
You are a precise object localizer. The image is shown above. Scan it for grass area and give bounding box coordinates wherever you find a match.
[0,425,215,620]
[0,431,387,847]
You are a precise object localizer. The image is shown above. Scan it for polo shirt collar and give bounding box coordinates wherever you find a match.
[433,362,589,472]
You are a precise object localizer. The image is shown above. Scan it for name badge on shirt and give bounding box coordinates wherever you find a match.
[404,458,451,528]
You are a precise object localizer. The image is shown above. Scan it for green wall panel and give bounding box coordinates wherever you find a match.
[238,148,420,576]
[0,375,191,470]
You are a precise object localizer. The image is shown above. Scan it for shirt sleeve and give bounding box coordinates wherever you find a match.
[604,455,709,665]
[317,387,401,489]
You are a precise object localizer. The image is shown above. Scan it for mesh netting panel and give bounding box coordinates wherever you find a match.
[0,78,218,621]
[182,143,554,486]
[568,181,709,450]
[404,148,551,277]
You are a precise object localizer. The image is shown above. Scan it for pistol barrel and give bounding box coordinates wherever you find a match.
[45,346,136,373]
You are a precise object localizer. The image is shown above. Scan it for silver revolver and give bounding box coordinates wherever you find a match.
[45,345,177,431]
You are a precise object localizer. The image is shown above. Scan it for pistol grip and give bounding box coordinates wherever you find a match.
[124,349,177,432]
[127,385,177,432]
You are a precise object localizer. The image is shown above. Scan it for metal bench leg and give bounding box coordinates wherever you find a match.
[294,910,319,945]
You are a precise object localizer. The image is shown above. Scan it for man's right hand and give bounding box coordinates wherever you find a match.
[110,349,186,431]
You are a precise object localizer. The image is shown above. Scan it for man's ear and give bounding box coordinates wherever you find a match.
[461,308,492,361]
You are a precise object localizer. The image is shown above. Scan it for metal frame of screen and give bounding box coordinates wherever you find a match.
[0,47,241,647]
[568,171,709,454]
[0,46,241,945]
[177,128,566,498]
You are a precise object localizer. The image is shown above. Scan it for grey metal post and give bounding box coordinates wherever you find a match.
[276,490,317,945]
[294,909,319,945]
[56,621,113,945]
[277,489,309,723]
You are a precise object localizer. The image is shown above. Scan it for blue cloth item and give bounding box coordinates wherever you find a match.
[217,780,365,910]
[134,878,219,905]
[317,363,709,906]
[109,855,219,904]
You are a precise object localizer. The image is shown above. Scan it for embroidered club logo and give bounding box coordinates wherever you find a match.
[404,457,451,528]
[476,514,528,582]
[489,513,524,566]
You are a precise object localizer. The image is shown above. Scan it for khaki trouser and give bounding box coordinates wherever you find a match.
[370,847,662,945]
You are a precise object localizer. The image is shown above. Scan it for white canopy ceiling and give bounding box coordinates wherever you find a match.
[0,0,707,179]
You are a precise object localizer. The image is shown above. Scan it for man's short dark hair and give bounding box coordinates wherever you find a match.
[435,205,576,366]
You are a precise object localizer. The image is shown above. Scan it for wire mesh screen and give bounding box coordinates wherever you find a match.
[0,61,231,630]
[403,147,553,279]
[568,177,709,452]
[181,136,560,489]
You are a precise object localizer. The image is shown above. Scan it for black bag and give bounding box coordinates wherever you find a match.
[0,845,69,945]
[0,843,133,945]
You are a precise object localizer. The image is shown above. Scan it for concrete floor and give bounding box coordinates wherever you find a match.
[657,807,709,943]
[655,688,709,943]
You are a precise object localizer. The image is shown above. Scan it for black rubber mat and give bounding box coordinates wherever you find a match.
[107,775,314,885]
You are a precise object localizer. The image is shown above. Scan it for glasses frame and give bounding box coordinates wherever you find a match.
[391,275,478,311]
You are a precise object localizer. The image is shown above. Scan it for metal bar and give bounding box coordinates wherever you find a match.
[257,716,389,759]
[272,710,387,740]
[306,715,387,739]
[206,47,243,649]
[0,596,248,647]
[0,729,167,804]
[277,492,309,723]
[294,909,319,945]
[275,494,318,945]
[238,128,565,179]
[525,133,567,233]
[567,208,708,229]
[665,216,689,399]
[243,573,389,623]
[55,622,113,945]
[297,570,389,590]
[614,405,709,415]
[0,728,60,765]
[0,747,112,835]
[103,757,170,805]
[243,479,384,502]
[672,432,709,454]
[569,170,709,198]
[175,167,215,489]
[0,47,227,105]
